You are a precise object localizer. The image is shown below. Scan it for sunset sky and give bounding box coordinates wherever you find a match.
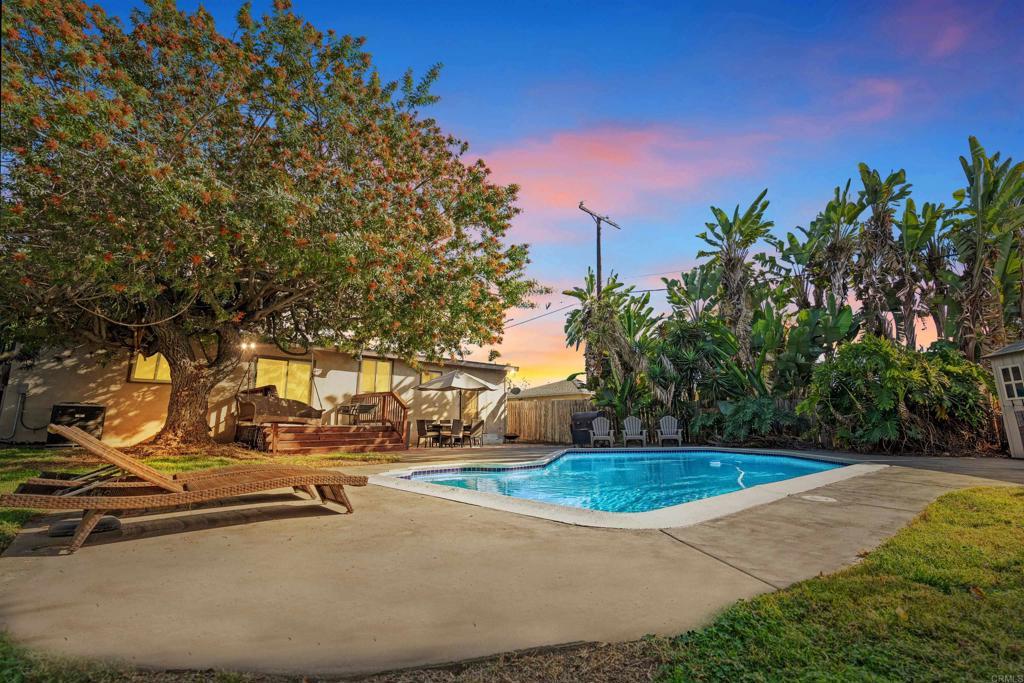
[112,0,1024,386]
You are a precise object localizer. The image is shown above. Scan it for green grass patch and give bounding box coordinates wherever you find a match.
[1,447,93,553]
[660,486,1024,682]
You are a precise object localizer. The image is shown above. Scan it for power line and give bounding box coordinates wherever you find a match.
[625,268,686,278]
[504,303,578,328]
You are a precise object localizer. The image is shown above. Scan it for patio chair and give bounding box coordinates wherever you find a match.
[439,419,464,447]
[465,420,485,447]
[657,415,683,446]
[236,385,323,426]
[352,403,377,425]
[622,415,647,446]
[589,416,614,447]
[0,424,368,553]
[415,419,440,447]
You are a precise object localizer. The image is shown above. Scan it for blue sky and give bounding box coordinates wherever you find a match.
[106,0,1024,383]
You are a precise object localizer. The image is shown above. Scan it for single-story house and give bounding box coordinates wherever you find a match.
[0,343,514,447]
[509,378,591,402]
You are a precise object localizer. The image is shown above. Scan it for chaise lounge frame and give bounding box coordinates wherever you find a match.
[0,424,368,553]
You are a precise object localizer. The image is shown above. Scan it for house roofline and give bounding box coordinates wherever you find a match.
[337,348,516,373]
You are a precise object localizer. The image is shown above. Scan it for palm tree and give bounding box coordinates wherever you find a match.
[854,164,912,340]
[663,264,721,324]
[561,268,655,387]
[892,199,944,349]
[697,189,774,368]
[920,223,957,342]
[811,180,864,306]
[948,137,1024,361]
[565,270,618,389]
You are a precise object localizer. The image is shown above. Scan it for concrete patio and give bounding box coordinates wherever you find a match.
[1,447,1021,677]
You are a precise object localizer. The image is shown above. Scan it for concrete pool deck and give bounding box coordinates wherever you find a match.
[1,450,1021,676]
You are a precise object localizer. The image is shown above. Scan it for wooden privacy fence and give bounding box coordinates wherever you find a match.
[507,399,595,444]
[507,400,663,444]
[507,399,801,445]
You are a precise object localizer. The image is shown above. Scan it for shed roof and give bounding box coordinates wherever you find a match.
[510,379,591,400]
[982,340,1024,359]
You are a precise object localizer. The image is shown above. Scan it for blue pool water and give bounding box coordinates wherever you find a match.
[409,450,841,513]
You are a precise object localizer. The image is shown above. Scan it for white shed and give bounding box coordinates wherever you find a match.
[984,341,1024,459]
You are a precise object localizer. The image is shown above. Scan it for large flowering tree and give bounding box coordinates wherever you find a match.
[1,0,537,446]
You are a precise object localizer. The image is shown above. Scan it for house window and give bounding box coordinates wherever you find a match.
[461,390,480,422]
[420,369,442,385]
[255,357,312,402]
[358,358,392,394]
[1001,365,1024,399]
[130,353,171,383]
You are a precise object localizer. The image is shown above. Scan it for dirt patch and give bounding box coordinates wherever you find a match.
[76,639,671,682]
[354,639,671,683]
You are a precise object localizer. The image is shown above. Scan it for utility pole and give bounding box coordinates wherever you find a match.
[578,202,621,299]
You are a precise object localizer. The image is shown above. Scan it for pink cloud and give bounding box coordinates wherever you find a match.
[884,0,976,59]
[484,125,776,243]
[771,76,911,138]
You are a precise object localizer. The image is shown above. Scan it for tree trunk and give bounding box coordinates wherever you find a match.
[150,324,242,449]
[583,341,601,390]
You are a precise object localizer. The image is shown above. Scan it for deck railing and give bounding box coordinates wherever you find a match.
[352,391,409,447]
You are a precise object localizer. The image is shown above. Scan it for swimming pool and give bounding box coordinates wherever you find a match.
[375,448,882,529]
[404,450,843,513]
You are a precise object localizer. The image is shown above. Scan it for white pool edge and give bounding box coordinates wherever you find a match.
[370,449,888,530]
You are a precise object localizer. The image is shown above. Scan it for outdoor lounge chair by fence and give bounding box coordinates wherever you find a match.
[0,424,368,553]
[657,415,683,446]
[622,416,647,446]
[589,416,614,447]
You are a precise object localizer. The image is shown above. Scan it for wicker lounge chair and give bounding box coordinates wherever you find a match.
[657,415,683,446]
[0,424,368,553]
[622,416,647,446]
[589,416,614,447]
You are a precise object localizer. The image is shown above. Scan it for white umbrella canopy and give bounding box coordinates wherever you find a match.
[416,370,498,420]
[416,370,498,393]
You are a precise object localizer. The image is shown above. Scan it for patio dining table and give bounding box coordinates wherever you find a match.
[425,420,471,447]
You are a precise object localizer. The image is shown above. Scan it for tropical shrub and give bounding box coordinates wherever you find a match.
[689,409,724,443]
[798,336,998,453]
[720,397,799,444]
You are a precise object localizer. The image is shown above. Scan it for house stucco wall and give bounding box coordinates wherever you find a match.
[0,344,509,447]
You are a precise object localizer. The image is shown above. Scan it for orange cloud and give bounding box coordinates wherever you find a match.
[484,125,776,243]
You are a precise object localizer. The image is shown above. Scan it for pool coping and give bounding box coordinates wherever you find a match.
[370,447,889,530]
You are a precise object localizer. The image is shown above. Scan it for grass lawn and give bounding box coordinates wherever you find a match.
[661,485,1024,682]
[0,444,399,554]
[1,486,1021,682]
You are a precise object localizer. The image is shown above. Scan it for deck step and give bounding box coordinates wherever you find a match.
[255,423,407,454]
[274,437,403,450]
[272,431,396,443]
[270,425,389,434]
[274,443,407,454]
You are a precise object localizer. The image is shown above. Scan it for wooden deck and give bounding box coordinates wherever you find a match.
[265,424,406,454]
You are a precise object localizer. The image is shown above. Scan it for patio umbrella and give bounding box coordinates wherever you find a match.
[416,370,497,419]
